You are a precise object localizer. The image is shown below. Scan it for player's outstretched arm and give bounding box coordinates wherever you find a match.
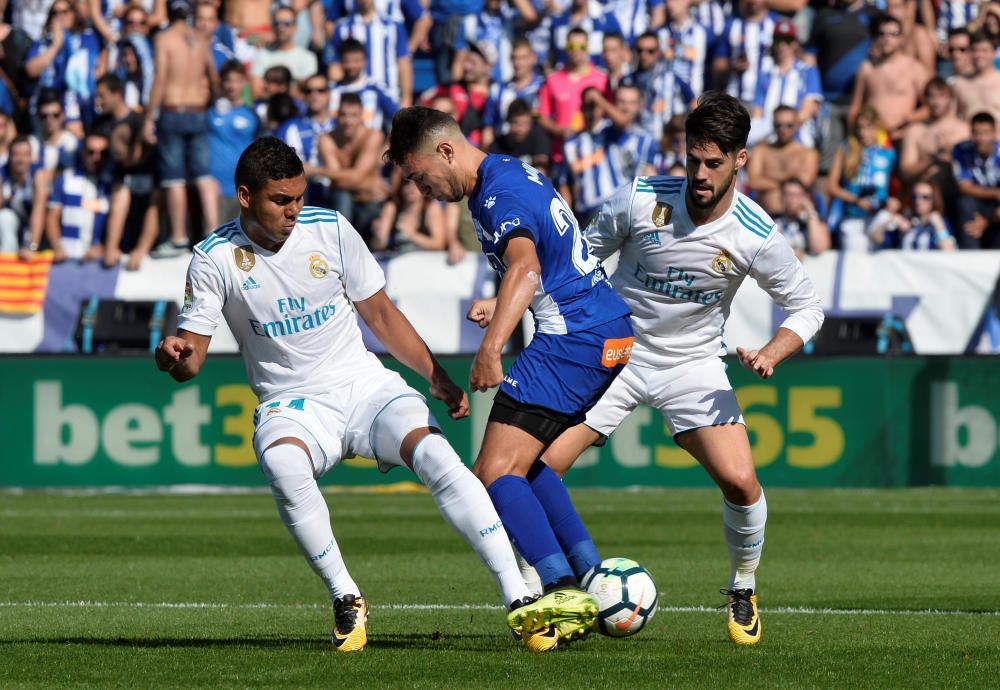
[154,329,211,383]
[469,237,540,392]
[736,327,804,380]
[354,288,469,419]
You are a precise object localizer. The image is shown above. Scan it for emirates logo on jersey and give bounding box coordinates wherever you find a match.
[234,245,255,272]
[651,202,672,228]
[712,250,733,273]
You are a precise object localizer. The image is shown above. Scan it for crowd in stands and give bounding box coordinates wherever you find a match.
[1,0,1000,273]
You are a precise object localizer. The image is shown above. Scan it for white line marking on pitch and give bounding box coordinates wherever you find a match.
[1,600,997,617]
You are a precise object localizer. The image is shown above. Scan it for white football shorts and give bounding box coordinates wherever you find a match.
[584,356,745,438]
[252,366,438,477]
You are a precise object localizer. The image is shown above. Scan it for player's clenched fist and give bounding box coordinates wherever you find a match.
[469,349,503,392]
[430,371,471,419]
[155,335,195,371]
[736,346,775,380]
[466,298,497,329]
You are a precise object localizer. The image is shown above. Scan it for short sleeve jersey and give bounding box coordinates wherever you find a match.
[177,207,386,402]
[468,155,630,335]
[585,176,824,368]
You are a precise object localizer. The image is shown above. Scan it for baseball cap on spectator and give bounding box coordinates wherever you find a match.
[469,40,498,66]
[773,20,797,42]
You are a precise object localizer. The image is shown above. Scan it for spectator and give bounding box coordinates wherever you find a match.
[326,0,432,55]
[868,181,958,250]
[1,136,46,258]
[194,0,238,72]
[265,92,301,133]
[276,72,338,207]
[224,0,273,65]
[421,40,493,147]
[944,28,975,80]
[747,105,820,215]
[0,112,13,167]
[848,14,929,143]
[329,37,399,133]
[481,37,544,150]
[750,20,823,149]
[371,178,449,252]
[886,0,936,75]
[467,0,537,83]
[254,66,300,124]
[13,0,57,42]
[626,31,695,145]
[537,27,611,158]
[899,77,969,221]
[45,132,112,262]
[327,0,413,107]
[93,74,159,271]
[937,0,980,46]
[327,92,388,246]
[428,0,484,87]
[113,5,156,110]
[250,5,318,98]
[209,60,260,222]
[953,111,1000,249]
[658,0,709,97]
[713,0,778,109]
[773,177,832,259]
[88,0,166,44]
[28,90,79,173]
[652,113,686,173]
[558,86,656,220]
[25,0,103,134]
[489,98,552,174]
[0,17,33,120]
[549,0,622,69]
[827,106,896,251]
[604,0,666,45]
[954,31,1000,124]
[145,0,220,257]
[977,2,1000,47]
[601,31,632,90]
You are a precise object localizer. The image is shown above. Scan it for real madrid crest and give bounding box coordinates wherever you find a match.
[651,202,673,228]
[233,245,255,272]
[712,249,732,273]
[309,253,329,279]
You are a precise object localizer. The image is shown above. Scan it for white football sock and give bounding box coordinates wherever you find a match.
[411,433,532,608]
[514,545,543,597]
[260,442,361,602]
[722,491,767,592]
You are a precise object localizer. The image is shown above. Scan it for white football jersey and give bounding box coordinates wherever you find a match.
[586,176,824,369]
[178,207,386,402]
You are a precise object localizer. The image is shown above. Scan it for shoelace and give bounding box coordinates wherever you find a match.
[720,588,755,626]
[334,595,359,634]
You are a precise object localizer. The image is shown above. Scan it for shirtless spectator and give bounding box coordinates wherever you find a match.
[944,28,975,80]
[326,93,387,247]
[953,31,1000,124]
[145,0,220,256]
[900,77,969,217]
[225,0,272,65]
[886,0,936,75]
[848,14,929,142]
[747,106,820,215]
[249,5,317,98]
[952,111,1000,249]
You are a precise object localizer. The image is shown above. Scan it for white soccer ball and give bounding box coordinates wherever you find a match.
[581,557,658,637]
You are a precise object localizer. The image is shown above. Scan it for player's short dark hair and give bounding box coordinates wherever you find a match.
[506,98,532,120]
[339,92,362,109]
[971,111,996,128]
[340,37,366,56]
[234,137,304,192]
[870,13,901,38]
[219,59,246,81]
[685,91,751,155]
[96,73,123,94]
[384,106,461,166]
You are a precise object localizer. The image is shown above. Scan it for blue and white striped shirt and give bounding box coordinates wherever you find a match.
[483,75,545,132]
[937,0,980,44]
[561,120,656,216]
[327,13,409,99]
[626,62,694,140]
[47,165,111,259]
[658,15,710,98]
[602,0,665,44]
[754,59,823,146]
[549,2,623,69]
[330,77,400,131]
[716,13,779,105]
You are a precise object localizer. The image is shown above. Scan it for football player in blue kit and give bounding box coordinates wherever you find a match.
[386,106,635,652]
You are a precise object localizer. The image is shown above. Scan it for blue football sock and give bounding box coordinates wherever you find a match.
[527,460,601,578]
[487,475,574,586]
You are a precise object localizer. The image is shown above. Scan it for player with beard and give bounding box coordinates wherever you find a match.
[540,92,825,646]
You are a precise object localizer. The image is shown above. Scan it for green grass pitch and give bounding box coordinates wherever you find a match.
[2,488,998,688]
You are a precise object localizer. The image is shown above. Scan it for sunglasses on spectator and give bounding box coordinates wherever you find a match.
[273,20,295,27]
[949,45,969,53]
[637,46,659,54]
[565,41,588,50]
[84,148,106,156]
[303,87,327,95]
[40,111,63,119]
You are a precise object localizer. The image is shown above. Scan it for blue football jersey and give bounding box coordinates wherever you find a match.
[468,155,631,335]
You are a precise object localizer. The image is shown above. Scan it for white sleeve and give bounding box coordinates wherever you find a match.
[748,231,825,345]
[337,215,386,302]
[176,249,227,336]
[583,180,635,260]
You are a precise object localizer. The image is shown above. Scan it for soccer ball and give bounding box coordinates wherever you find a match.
[581,557,658,637]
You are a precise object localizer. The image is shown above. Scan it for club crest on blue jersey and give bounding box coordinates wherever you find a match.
[309,253,329,279]
[484,195,496,209]
[234,245,255,272]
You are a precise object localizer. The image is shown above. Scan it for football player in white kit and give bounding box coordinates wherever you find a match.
[542,92,826,646]
[154,138,534,652]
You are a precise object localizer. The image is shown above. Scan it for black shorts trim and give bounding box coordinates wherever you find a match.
[488,391,577,445]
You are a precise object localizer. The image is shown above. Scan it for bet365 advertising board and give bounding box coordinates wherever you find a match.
[1,356,998,488]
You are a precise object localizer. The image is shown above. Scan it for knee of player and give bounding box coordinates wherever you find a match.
[259,438,314,482]
[719,472,762,506]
